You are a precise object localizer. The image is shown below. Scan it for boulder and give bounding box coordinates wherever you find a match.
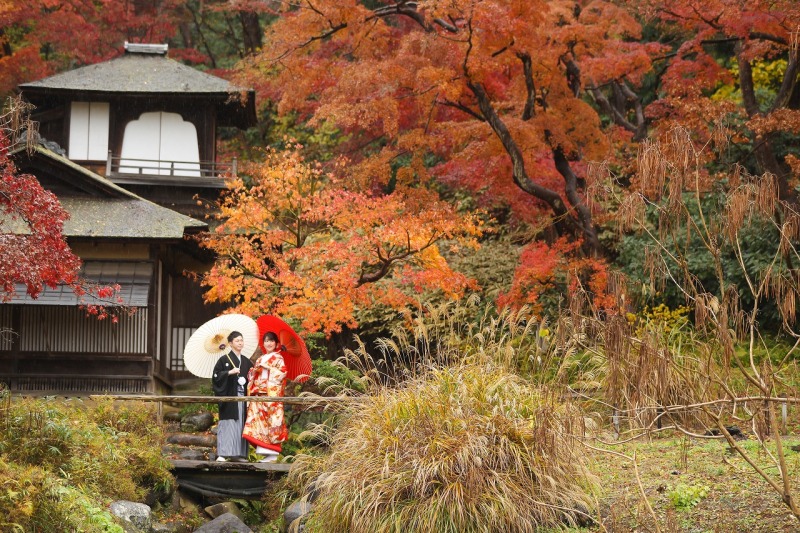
[144,480,175,507]
[283,500,312,533]
[583,416,600,437]
[174,489,205,517]
[572,503,595,528]
[178,448,209,461]
[109,500,152,533]
[164,411,183,423]
[305,475,325,503]
[204,502,244,521]
[166,433,216,447]
[181,412,215,432]
[193,513,252,533]
[704,425,745,440]
[151,522,180,533]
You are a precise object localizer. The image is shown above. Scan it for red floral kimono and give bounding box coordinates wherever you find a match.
[242,351,288,453]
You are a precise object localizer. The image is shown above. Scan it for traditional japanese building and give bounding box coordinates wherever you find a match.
[17,41,255,217]
[0,43,256,394]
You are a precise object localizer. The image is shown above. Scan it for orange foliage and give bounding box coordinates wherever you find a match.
[233,0,667,312]
[198,144,481,335]
[235,0,662,236]
[641,0,800,185]
[748,110,800,136]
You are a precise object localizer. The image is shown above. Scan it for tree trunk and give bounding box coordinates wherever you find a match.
[179,22,194,49]
[467,80,602,254]
[239,11,262,55]
[552,146,602,255]
[467,80,575,239]
[737,50,798,205]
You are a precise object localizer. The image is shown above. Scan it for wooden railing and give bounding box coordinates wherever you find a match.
[89,394,361,405]
[105,152,237,182]
[8,375,150,394]
[89,394,363,421]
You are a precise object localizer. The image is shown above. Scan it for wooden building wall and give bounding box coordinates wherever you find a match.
[0,305,151,394]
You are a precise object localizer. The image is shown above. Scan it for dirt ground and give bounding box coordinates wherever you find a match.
[587,429,800,532]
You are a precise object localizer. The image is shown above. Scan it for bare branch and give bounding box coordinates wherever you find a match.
[439,99,485,121]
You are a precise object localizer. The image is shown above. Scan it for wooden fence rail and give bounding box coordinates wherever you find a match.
[89,394,363,405]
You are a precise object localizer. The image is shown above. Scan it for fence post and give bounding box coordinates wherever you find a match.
[781,395,788,435]
[232,157,237,177]
[106,150,112,176]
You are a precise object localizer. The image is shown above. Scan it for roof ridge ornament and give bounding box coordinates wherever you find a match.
[124,42,168,55]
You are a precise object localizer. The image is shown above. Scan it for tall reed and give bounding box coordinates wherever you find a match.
[288,299,597,532]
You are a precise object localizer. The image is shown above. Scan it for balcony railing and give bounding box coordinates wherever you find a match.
[105,152,237,186]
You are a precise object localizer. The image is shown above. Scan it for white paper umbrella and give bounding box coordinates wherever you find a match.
[183,314,259,378]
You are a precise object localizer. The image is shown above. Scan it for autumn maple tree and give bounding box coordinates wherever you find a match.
[0,101,80,300]
[199,144,481,334]
[0,0,285,96]
[0,99,120,319]
[234,0,667,311]
[0,0,187,94]
[642,0,800,203]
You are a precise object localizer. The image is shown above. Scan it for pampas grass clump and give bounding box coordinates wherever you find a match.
[291,362,596,533]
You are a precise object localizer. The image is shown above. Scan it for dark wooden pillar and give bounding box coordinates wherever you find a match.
[10,305,21,389]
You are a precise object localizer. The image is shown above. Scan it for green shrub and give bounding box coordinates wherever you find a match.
[306,358,365,395]
[0,460,124,532]
[179,384,218,416]
[616,192,786,331]
[0,396,174,530]
[281,359,366,460]
[668,483,710,511]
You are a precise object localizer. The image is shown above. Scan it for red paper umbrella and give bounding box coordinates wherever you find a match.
[256,315,312,383]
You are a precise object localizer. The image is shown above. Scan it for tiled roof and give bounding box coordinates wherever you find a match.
[4,144,207,239]
[19,143,139,198]
[8,261,153,307]
[59,197,206,239]
[19,52,249,95]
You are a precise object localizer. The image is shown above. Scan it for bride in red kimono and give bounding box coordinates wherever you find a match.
[243,331,288,462]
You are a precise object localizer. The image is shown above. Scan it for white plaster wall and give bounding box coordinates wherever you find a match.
[68,102,110,160]
[119,111,201,176]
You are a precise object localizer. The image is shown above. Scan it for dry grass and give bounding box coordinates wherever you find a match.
[290,362,596,532]
[588,433,800,532]
[553,308,721,434]
[283,286,800,531]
